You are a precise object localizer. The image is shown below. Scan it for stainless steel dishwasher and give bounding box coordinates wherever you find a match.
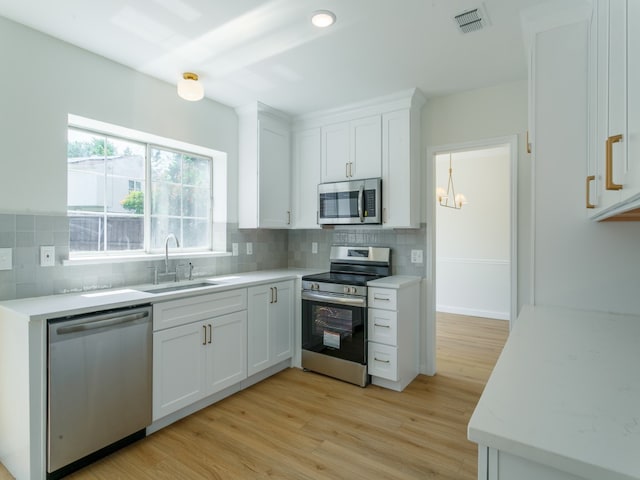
[47,305,152,479]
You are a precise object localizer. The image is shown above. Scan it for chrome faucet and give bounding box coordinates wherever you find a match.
[164,233,180,275]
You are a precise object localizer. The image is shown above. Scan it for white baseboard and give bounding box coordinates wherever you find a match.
[436,304,509,321]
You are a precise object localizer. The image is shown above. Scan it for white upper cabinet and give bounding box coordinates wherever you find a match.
[292,127,321,229]
[321,115,382,182]
[588,0,640,220]
[293,88,424,229]
[381,102,423,229]
[237,102,292,229]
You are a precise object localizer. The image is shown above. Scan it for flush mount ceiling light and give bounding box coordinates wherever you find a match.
[311,10,336,28]
[177,72,204,101]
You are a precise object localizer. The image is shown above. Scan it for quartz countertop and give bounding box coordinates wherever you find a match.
[468,305,640,480]
[367,275,422,289]
[0,268,321,321]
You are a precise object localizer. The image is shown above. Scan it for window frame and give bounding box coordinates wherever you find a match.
[67,125,216,258]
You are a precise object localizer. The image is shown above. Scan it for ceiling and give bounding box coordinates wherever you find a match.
[0,0,549,116]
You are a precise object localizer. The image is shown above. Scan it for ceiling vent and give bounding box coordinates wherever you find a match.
[454,5,490,34]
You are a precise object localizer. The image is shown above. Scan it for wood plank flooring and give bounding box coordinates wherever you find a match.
[0,313,508,480]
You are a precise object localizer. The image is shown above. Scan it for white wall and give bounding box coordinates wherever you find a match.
[436,147,511,319]
[423,80,531,312]
[533,22,640,315]
[0,16,239,220]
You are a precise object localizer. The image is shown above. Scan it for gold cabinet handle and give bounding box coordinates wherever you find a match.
[586,175,596,209]
[606,134,623,190]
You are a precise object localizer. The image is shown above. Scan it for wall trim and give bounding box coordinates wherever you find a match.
[436,305,510,321]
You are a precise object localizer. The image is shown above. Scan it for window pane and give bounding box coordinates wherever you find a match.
[68,129,105,213]
[183,219,210,249]
[106,138,145,214]
[152,182,181,216]
[183,156,211,186]
[150,148,181,183]
[106,216,144,251]
[150,216,181,250]
[69,214,104,252]
[182,186,210,218]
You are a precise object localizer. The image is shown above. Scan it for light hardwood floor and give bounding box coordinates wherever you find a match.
[0,313,508,480]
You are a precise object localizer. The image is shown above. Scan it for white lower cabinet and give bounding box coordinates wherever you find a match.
[479,446,587,480]
[152,290,248,421]
[247,280,294,376]
[367,278,420,392]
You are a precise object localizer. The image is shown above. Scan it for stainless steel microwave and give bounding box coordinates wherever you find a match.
[318,178,382,225]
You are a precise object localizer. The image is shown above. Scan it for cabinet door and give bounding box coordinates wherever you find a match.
[205,311,247,394]
[258,115,291,228]
[153,322,206,420]
[322,121,350,182]
[382,109,418,227]
[270,281,294,363]
[247,285,271,376]
[350,115,382,179]
[292,128,321,228]
[623,0,640,200]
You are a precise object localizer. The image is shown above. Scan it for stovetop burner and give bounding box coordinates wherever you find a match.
[302,246,391,295]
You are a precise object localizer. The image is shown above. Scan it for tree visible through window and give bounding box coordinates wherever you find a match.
[67,127,212,254]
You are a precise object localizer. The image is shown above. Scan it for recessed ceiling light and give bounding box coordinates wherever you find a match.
[311,10,336,28]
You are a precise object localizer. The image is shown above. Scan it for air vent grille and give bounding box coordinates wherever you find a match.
[454,7,487,34]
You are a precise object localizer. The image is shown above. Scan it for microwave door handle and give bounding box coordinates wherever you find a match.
[358,185,364,222]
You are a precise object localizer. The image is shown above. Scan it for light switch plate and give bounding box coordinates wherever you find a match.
[232,243,239,256]
[0,248,12,270]
[312,242,318,254]
[411,249,423,264]
[40,246,56,267]
[246,242,253,255]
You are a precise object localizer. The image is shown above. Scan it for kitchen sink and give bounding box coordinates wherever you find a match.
[141,282,217,294]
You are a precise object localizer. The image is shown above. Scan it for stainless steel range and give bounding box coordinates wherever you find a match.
[301,245,391,386]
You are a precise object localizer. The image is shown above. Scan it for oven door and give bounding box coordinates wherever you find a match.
[301,291,367,364]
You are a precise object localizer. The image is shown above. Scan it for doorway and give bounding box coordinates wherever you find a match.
[425,136,517,375]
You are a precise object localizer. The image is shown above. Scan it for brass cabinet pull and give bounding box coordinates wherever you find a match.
[586,175,596,209]
[606,134,623,190]
[345,163,349,178]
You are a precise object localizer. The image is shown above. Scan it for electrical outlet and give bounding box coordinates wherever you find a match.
[246,242,253,255]
[0,248,12,270]
[40,246,56,267]
[232,243,239,256]
[410,249,423,264]
[312,242,318,254]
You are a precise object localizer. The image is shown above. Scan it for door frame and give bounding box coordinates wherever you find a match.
[424,135,518,375]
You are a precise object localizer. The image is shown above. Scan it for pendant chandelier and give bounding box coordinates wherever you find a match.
[436,153,467,210]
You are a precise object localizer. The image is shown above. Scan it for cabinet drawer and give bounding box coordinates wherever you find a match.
[153,289,248,331]
[368,308,397,346]
[368,343,398,381]
[368,287,397,310]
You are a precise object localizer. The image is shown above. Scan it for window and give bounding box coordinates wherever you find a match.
[67,127,213,255]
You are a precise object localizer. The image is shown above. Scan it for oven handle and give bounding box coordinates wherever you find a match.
[302,291,366,308]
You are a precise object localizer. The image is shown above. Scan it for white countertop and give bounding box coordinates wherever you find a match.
[468,305,640,480]
[367,275,421,289]
[0,268,320,320]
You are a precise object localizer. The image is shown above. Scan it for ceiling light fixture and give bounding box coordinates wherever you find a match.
[436,153,467,210]
[311,10,336,28]
[177,72,204,101]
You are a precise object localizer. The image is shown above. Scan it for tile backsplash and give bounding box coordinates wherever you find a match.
[0,213,426,301]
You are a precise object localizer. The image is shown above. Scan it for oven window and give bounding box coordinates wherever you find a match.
[302,300,366,364]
